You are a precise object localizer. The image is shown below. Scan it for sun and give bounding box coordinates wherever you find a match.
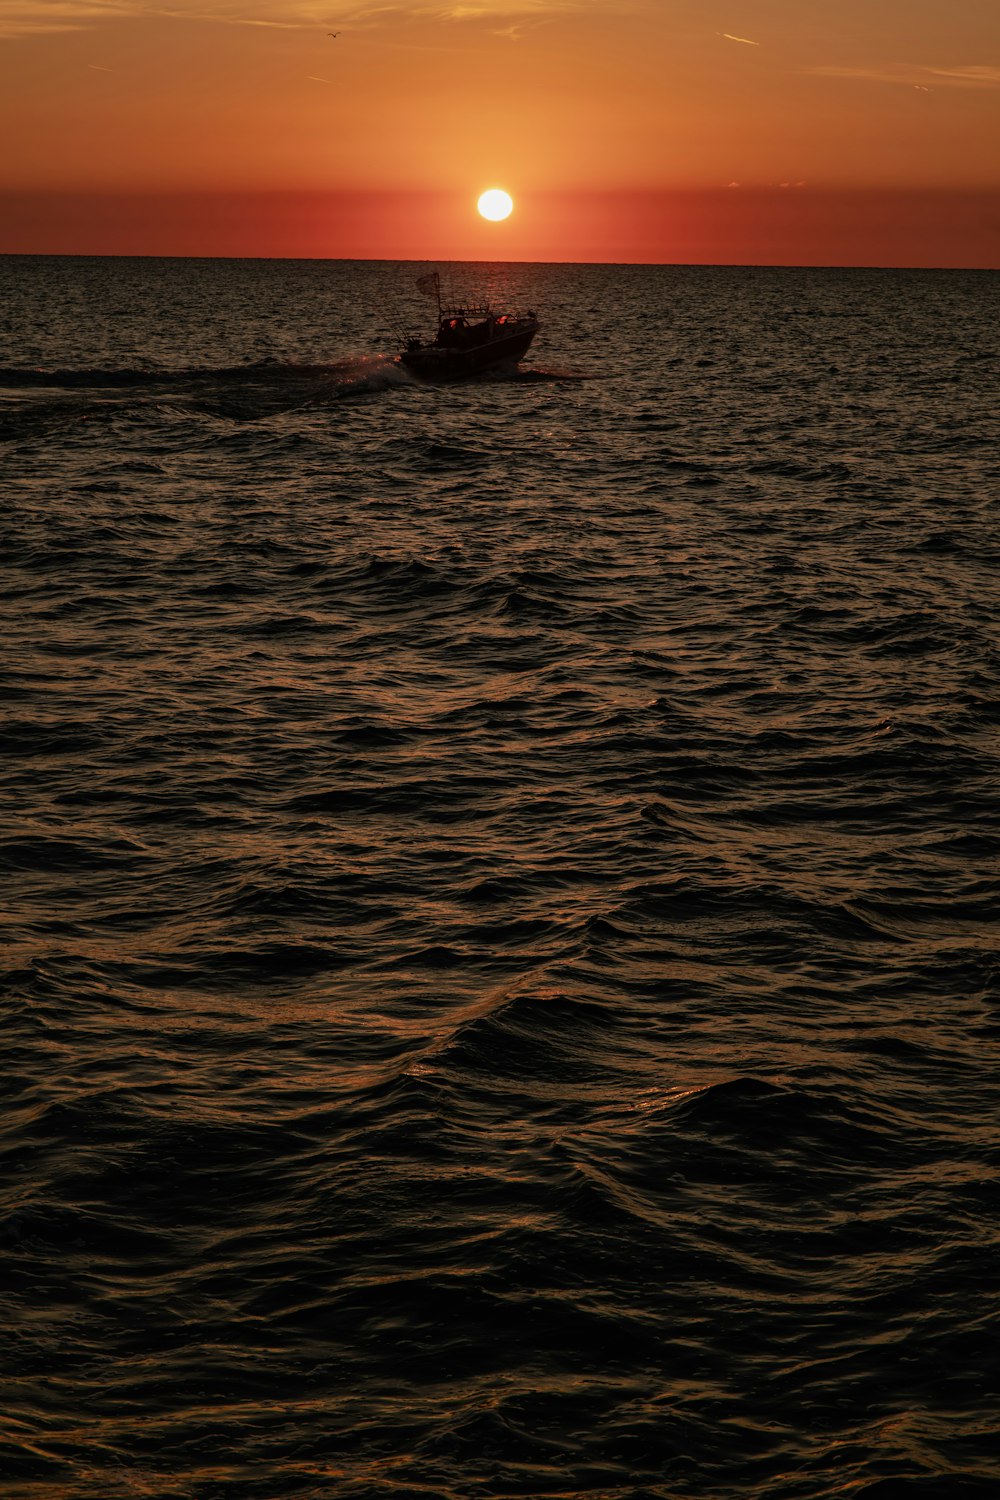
[477,188,514,222]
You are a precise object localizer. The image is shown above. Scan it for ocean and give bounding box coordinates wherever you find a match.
[2,255,998,1500]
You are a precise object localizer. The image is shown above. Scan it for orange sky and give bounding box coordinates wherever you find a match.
[1,0,998,264]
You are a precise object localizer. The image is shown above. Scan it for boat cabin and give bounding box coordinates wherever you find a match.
[434,312,495,350]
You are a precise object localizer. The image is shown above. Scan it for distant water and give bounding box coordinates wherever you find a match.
[2,255,999,1500]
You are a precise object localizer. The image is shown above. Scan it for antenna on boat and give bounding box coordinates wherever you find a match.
[416,270,442,319]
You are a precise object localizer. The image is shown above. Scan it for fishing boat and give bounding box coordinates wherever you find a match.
[399,272,539,381]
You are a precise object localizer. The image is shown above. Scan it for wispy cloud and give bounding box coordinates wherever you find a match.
[0,1,132,38]
[340,0,595,21]
[720,32,759,47]
[1,0,597,38]
[927,64,1000,86]
[152,2,327,28]
[807,62,1000,90]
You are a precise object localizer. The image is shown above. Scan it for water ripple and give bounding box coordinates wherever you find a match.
[1,258,998,1499]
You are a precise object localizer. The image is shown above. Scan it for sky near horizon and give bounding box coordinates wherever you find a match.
[1,0,998,263]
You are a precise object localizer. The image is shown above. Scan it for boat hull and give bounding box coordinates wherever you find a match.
[400,323,538,381]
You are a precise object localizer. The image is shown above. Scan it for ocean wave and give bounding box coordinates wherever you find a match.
[2,258,998,1500]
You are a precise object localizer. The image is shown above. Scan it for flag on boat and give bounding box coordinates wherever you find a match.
[416,272,440,298]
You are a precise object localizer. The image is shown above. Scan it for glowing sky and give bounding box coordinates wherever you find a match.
[1,0,998,263]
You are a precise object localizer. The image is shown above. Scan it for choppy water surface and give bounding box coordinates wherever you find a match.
[2,256,999,1499]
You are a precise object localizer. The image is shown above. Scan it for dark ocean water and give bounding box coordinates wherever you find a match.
[2,255,999,1500]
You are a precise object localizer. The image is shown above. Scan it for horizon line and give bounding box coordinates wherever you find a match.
[2,251,998,273]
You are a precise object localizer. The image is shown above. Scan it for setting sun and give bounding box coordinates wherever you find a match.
[477,189,514,223]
